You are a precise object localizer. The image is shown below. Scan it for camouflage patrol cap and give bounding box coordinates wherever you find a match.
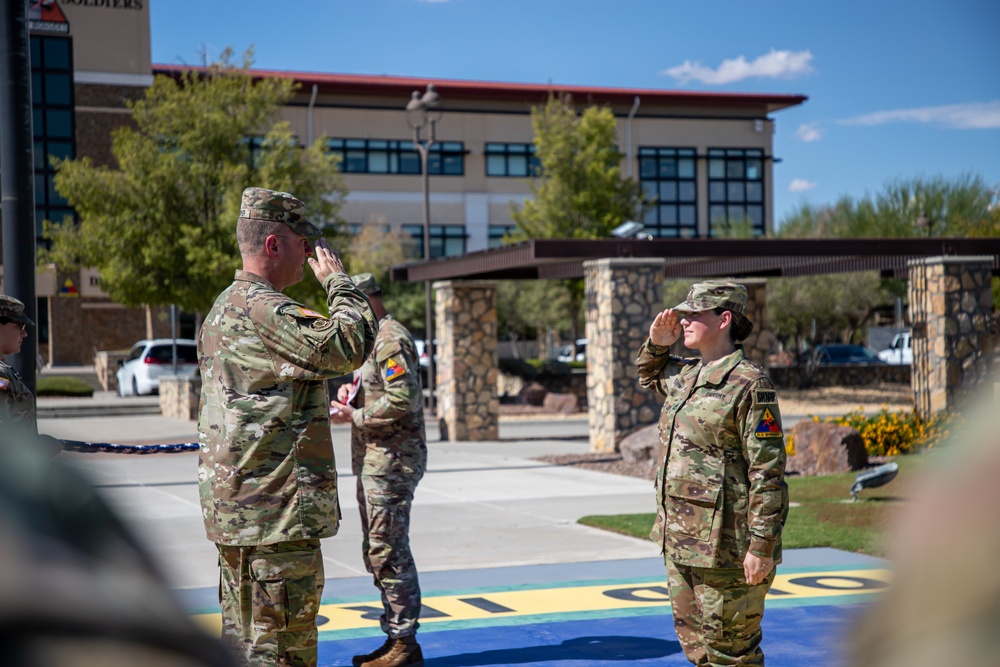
[673,281,753,341]
[0,295,34,326]
[240,187,322,239]
[350,272,382,296]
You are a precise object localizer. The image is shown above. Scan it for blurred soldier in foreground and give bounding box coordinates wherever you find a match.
[636,281,788,666]
[0,295,37,429]
[198,187,378,666]
[0,429,236,667]
[330,273,427,667]
[851,388,1000,667]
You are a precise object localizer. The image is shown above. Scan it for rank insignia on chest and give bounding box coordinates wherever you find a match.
[0,378,8,391]
[384,358,407,381]
[754,407,783,438]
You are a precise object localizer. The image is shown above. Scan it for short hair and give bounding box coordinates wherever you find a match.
[236,217,287,256]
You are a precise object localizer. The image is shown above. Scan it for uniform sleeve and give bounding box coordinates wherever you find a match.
[353,333,422,430]
[737,377,789,559]
[256,272,378,380]
[636,337,686,397]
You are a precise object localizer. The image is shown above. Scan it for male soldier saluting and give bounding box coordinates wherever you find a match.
[198,187,378,667]
[329,273,427,667]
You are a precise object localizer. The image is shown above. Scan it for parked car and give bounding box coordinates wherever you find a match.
[557,338,587,363]
[877,331,912,365]
[809,344,886,365]
[116,338,199,396]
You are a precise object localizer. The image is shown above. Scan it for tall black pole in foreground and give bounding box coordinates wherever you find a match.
[1,0,39,396]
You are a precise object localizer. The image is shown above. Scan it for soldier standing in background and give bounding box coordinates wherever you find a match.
[198,187,378,667]
[0,295,37,429]
[636,281,788,667]
[329,272,427,667]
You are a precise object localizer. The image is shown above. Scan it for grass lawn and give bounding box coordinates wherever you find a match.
[578,454,926,557]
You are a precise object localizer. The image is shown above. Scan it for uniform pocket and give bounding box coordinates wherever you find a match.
[665,478,722,541]
[249,548,321,635]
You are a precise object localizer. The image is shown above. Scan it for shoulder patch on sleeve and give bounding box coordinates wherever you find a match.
[296,307,326,319]
[275,303,327,319]
[754,407,783,438]
[384,357,407,382]
[0,378,8,391]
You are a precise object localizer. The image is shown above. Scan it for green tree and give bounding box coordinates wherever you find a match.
[45,48,346,315]
[507,94,642,353]
[342,222,424,332]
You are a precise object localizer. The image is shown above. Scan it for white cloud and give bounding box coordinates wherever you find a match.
[789,179,817,193]
[796,123,823,142]
[662,49,813,85]
[839,101,1000,129]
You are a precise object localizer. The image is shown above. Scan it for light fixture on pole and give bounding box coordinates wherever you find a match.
[405,84,442,415]
[915,211,930,237]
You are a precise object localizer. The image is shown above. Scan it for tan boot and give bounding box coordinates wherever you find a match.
[352,637,393,667]
[361,636,423,667]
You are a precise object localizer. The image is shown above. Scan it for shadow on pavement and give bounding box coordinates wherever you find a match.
[425,635,681,665]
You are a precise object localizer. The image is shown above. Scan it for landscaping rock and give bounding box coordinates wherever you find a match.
[543,392,578,414]
[520,381,547,406]
[788,420,868,476]
[619,423,660,465]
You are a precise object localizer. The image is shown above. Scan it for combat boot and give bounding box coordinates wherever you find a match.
[361,635,423,667]
[352,637,393,667]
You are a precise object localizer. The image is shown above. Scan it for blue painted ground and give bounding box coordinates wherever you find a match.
[318,604,856,667]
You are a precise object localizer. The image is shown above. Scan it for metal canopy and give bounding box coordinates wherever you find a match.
[391,238,1000,283]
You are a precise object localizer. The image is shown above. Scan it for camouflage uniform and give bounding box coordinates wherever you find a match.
[198,188,378,667]
[0,295,36,432]
[348,274,427,642]
[636,282,788,667]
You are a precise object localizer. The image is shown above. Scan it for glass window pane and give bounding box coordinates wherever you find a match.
[508,154,527,176]
[642,206,658,224]
[509,144,527,153]
[709,159,725,178]
[746,159,762,180]
[346,139,365,148]
[368,140,387,149]
[728,205,744,221]
[658,181,677,202]
[679,205,696,226]
[486,154,506,176]
[45,73,71,105]
[427,154,442,174]
[727,182,745,201]
[399,153,420,174]
[48,140,71,163]
[49,179,66,206]
[344,151,365,172]
[748,206,764,227]
[34,141,45,169]
[726,160,745,179]
[33,108,43,137]
[443,155,463,175]
[45,109,72,138]
[32,72,42,102]
[485,143,502,153]
[35,174,46,204]
[658,159,677,179]
[44,38,71,69]
[31,36,41,64]
[709,205,726,224]
[641,181,658,202]
[678,158,695,178]
[659,205,677,225]
[678,181,696,202]
[746,181,763,202]
[709,182,726,202]
[368,152,388,173]
[639,158,657,179]
[679,227,697,239]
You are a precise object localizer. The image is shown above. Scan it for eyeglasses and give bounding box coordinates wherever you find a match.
[0,320,26,331]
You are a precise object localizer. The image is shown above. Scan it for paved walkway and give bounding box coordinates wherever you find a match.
[41,396,877,666]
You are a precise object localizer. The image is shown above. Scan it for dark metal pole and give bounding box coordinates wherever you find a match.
[1,0,39,398]
[416,133,436,416]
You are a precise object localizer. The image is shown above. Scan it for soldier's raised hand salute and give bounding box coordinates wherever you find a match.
[649,308,681,347]
[308,238,346,282]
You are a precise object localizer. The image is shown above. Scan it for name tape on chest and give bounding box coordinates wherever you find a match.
[754,407,783,438]
[384,358,407,382]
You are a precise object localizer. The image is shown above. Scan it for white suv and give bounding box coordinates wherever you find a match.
[116,339,199,396]
[877,332,912,365]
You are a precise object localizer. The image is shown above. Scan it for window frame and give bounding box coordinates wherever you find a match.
[637,147,698,238]
[327,138,466,176]
[707,147,766,237]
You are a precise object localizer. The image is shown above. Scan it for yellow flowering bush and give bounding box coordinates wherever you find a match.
[785,407,959,457]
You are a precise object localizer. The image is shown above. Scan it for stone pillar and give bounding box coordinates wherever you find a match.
[741,278,770,368]
[434,280,499,441]
[908,256,995,419]
[584,258,666,453]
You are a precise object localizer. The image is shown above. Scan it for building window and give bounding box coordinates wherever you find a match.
[327,139,465,176]
[485,143,539,177]
[402,224,467,259]
[346,222,391,236]
[30,35,75,245]
[708,148,765,236]
[488,224,516,248]
[638,147,697,238]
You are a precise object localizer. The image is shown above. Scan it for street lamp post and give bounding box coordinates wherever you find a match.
[406,84,442,415]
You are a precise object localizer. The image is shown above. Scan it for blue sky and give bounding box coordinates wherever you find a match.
[150,0,1000,226]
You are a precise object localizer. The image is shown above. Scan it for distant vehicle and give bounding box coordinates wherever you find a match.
[810,344,886,365]
[116,339,199,396]
[557,338,587,363]
[877,332,912,365]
